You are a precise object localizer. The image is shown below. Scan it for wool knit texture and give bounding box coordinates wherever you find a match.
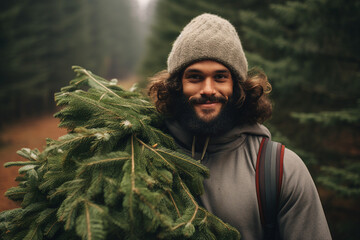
[167,13,248,81]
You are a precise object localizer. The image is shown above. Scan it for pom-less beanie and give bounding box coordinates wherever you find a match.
[167,13,248,81]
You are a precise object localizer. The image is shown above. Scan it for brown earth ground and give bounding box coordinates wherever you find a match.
[0,114,67,211]
[0,76,138,211]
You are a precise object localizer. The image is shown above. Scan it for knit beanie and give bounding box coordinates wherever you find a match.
[167,13,248,81]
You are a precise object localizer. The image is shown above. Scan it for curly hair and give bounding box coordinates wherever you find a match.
[148,67,272,125]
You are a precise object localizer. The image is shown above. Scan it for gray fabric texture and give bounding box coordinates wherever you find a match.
[166,120,332,240]
[167,13,248,81]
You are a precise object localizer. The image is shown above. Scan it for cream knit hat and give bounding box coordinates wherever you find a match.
[167,13,248,81]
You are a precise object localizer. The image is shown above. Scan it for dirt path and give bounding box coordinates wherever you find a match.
[0,114,67,211]
[0,77,138,211]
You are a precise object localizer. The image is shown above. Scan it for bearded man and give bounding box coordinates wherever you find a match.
[148,13,331,240]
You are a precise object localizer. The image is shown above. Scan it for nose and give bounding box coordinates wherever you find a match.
[200,78,216,96]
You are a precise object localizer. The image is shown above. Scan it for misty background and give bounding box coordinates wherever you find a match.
[0,0,359,239]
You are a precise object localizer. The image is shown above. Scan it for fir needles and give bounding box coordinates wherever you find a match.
[0,66,240,240]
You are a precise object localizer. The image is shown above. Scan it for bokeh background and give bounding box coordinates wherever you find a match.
[0,0,359,239]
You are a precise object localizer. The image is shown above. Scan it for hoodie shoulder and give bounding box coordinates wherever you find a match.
[237,123,271,138]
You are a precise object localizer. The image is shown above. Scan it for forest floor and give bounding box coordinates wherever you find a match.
[0,76,138,211]
[0,114,67,211]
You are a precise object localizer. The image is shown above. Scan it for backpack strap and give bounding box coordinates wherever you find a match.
[256,137,285,240]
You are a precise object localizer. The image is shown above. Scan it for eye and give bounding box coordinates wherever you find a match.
[214,74,229,81]
[186,74,203,81]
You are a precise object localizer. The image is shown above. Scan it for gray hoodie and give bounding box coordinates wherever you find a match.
[166,120,332,240]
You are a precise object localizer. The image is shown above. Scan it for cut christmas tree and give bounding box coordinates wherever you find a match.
[0,66,240,240]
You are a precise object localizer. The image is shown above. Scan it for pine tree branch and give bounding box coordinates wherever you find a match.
[25,223,40,240]
[44,220,58,236]
[129,134,136,224]
[108,101,156,110]
[150,127,173,141]
[179,179,198,225]
[135,137,176,171]
[4,161,40,167]
[167,190,181,218]
[1,66,241,239]
[75,67,121,100]
[55,134,94,149]
[133,190,167,229]
[170,177,199,231]
[5,190,27,198]
[198,207,235,231]
[156,148,208,175]
[64,209,74,231]
[84,202,92,240]
[77,156,130,177]
[66,92,123,119]
[71,75,88,87]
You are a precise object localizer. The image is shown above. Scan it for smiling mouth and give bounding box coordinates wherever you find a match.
[198,101,219,105]
[194,101,222,110]
[189,96,228,105]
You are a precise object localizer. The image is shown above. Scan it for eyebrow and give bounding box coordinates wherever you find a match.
[184,69,201,73]
[184,69,230,74]
[214,70,230,73]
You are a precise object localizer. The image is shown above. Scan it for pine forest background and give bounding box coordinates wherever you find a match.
[0,0,359,239]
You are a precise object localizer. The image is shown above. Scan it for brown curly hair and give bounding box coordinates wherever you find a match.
[148,67,272,125]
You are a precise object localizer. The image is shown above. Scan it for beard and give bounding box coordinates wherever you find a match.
[173,94,237,136]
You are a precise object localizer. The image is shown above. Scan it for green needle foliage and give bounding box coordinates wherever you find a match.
[318,162,360,198]
[0,67,240,240]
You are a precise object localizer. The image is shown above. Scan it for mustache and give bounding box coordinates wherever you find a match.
[188,95,229,104]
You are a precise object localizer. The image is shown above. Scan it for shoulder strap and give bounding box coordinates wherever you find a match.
[256,137,285,240]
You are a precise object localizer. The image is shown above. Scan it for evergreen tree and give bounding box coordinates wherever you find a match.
[86,0,141,79]
[240,0,360,185]
[0,0,141,127]
[240,0,360,238]
[0,0,63,119]
[0,66,240,240]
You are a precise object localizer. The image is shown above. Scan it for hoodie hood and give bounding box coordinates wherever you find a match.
[166,120,271,157]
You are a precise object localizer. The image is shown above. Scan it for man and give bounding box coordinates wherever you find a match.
[149,13,331,240]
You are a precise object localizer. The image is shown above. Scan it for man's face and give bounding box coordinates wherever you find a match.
[182,60,233,123]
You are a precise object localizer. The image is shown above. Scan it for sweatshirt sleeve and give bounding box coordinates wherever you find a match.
[278,148,332,240]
